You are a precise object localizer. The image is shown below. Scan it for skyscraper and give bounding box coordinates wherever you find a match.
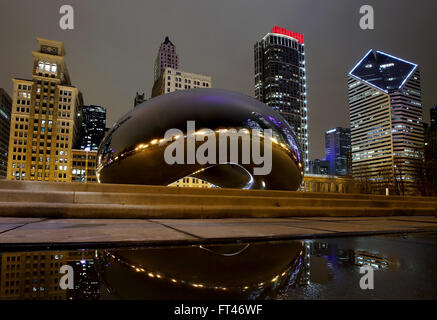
[325,127,351,176]
[348,49,424,192]
[79,105,106,152]
[0,88,12,178]
[154,36,179,82]
[255,25,308,170]
[7,38,83,182]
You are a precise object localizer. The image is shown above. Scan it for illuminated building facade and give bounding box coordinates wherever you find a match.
[325,127,351,176]
[0,250,95,300]
[151,67,211,98]
[348,50,424,191]
[302,173,359,193]
[79,105,106,152]
[71,149,97,183]
[6,38,83,182]
[168,176,214,188]
[255,25,308,170]
[0,88,12,178]
[0,251,68,300]
[154,36,179,82]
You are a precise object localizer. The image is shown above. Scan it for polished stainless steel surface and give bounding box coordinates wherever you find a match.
[96,88,304,190]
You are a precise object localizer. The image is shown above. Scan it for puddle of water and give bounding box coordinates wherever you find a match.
[0,232,436,300]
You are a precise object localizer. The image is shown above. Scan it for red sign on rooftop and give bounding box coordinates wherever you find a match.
[271,26,304,44]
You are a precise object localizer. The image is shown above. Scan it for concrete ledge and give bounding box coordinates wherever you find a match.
[1,180,436,202]
[1,189,437,210]
[0,180,436,219]
[0,189,75,203]
[0,202,435,219]
[72,192,437,208]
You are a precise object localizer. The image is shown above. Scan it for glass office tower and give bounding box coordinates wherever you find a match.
[348,49,424,192]
[79,105,106,152]
[255,26,308,170]
[325,127,351,176]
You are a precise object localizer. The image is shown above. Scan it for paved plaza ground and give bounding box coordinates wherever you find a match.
[1,216,436,248]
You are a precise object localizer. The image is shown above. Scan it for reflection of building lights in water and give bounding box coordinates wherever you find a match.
[354,250,391,269]
[303,241,311,285]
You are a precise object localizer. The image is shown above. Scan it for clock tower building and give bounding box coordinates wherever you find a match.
[7,38,83,182]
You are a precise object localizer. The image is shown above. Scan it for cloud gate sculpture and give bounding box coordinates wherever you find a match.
[96,88,304,190]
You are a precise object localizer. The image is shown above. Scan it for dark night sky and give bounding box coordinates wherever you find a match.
[1,0,436,159]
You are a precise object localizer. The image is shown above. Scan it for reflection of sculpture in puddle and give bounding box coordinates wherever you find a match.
[95,241,305,299]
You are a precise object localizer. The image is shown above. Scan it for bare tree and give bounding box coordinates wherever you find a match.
[411,154,427,196]
[393,157,406,196]
[354,163,377,194]
[413,151,437,197]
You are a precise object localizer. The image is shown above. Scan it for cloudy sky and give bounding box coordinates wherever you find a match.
[1,0,436,159]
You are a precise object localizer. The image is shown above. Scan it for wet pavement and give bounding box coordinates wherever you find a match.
[0,232,436,300]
